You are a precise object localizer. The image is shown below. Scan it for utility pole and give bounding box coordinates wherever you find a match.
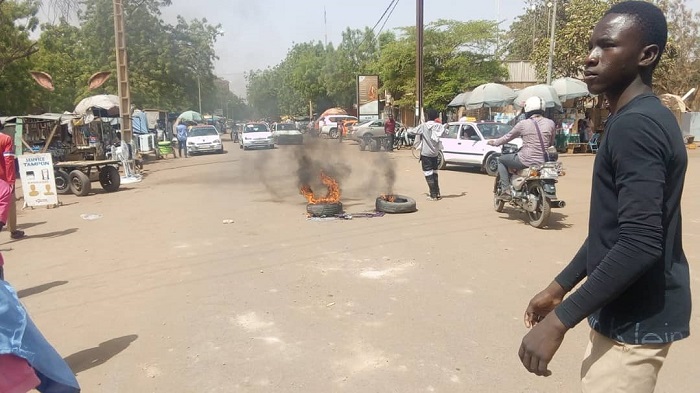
[324,6,328,46]
[113,0,132,144]
[416,0,424,125]
[197,75,202,114]
[546,0,558,84]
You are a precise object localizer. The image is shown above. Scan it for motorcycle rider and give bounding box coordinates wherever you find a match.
[487,96,555,196]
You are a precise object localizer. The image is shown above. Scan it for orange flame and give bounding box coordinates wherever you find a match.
[300,172,341,204]
[380,194,396,202]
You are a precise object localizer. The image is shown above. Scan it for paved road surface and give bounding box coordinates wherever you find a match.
[5,138,699,392]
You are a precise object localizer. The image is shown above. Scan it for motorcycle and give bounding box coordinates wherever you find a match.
[392,127,415,150]
[493,144,566,228]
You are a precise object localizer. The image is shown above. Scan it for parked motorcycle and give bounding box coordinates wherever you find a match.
[392,127,415,150]
[493,144,565,228]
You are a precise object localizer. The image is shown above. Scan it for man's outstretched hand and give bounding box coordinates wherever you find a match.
[519,281,569,376]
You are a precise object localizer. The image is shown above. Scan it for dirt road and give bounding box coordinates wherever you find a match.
[5,138,700,392]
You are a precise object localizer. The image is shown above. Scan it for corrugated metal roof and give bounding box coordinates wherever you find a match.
[505,61,540,83]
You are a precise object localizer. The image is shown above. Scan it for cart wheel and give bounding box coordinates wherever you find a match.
[69,170,91,197]
[54,170,71,195]
[99,166,121,192]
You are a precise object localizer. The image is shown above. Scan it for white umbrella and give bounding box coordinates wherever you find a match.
[74,94,120,116]
[177,110,203,123]
[514,84,562,110]
[465,83,517,109]
[551,77,591,101]
[447,92,471,108]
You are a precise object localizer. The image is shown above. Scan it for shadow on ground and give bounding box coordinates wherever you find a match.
[16,222,47,230]
[65,334,138,374]
[499,210,572,230]
[27,228,79,239]
[17,280,69,298]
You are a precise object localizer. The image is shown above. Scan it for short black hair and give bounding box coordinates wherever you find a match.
[605,1,668,67]
[426,108,439,121]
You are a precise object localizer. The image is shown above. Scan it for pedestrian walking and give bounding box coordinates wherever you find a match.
[414,109,445,200]
[176,122,188,158]
[517,3,691,392]
[384,114,396,152]
[338,119,345,143]
[0,122,23,241]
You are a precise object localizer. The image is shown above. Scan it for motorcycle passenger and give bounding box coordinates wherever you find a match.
[487,96,555,196]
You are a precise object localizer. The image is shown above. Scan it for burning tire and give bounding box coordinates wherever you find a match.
[375,195,417,214]
[306,202,343,217]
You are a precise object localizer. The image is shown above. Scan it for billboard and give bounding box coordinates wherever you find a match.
[357,75,380,120]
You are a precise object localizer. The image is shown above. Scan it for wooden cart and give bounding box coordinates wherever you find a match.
[53,160,121,197]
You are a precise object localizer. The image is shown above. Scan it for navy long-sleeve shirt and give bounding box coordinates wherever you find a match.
[554,93,691,344]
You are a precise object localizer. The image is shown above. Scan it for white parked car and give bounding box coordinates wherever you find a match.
[239,123,275,150]
[271,122,303,145]
[438,121,522,176]
[318,115,357,139]
[187,125,224,155]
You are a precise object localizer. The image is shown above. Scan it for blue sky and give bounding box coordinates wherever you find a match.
[155,0,699,95]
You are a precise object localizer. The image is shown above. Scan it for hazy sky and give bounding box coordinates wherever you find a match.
[140,0,698,95]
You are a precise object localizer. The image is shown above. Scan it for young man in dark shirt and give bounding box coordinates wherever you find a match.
[517,2,691,391]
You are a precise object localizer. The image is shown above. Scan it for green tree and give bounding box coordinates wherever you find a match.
[30,20,92,112]
[373,19,507,109]
[0,0,40,114]
[505,0,566,61]
[654,0,700,101]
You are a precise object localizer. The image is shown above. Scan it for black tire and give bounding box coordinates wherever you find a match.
[493,175,505,212]
[485,153,499,176]
[99,166,121,192]
[329,128,339,139]
[69,170,91,197]
[527,183,551,228]
[375,195,417,214]
[359,139,367,151]
[437,151,447,170]
[369,139,380,152]
[54,170,71,195]
[306,202,343,217]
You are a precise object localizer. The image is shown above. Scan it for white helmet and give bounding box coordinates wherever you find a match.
[524,96,546,113]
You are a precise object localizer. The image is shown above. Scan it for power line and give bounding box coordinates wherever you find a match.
[356,0,398,50]
[377,0,401,36]
[371,0,399,33]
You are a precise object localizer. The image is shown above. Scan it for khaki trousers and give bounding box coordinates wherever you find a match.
[581,329,671,393]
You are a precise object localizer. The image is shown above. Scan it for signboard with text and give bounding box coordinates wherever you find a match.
[18,154,59,207]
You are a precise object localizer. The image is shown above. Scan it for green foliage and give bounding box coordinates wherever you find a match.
[246,20,506,118]
[508,0,700,101]
[0,0,248,116]
[0,0,40,114]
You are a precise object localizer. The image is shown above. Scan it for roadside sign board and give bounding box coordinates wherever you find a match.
[17,154,59,207]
